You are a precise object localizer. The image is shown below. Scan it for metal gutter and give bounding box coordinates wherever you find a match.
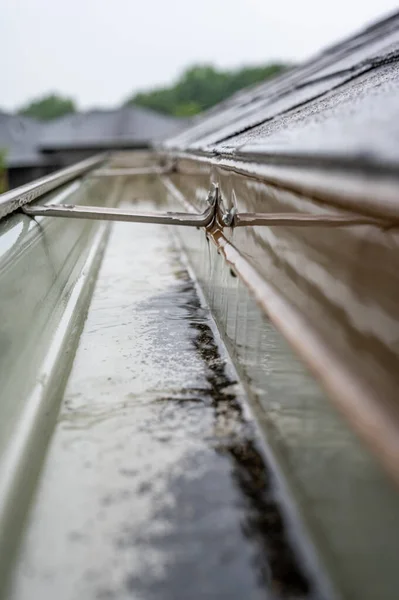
[3,151,399,599]
[161,163,399,488]
[208,225,399,486]
[164,150,399,220]
[0,154,106,220]
[0,171,123,594]
[158,167,399,599]
[14,152,396,487]
[0,224,109,592]
[5,195,324,600]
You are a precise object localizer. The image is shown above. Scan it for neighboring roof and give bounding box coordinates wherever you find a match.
[0,113,47,168]
[39,106,184,150]
[0,105,185,168]
[165,10,399,171]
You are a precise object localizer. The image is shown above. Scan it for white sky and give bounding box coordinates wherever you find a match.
[1,0,399,111]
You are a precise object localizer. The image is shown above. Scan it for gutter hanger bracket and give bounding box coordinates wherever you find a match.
[21,183,393,229]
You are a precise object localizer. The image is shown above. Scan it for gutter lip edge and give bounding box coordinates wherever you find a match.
[160,149,399,220]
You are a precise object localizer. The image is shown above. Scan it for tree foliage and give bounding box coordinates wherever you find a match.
[18,94,76,121]
[126,63,289,116]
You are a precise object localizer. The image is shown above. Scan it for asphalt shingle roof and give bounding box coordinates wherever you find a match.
[166,11,399,170]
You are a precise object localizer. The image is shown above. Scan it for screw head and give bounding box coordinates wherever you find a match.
[222,207,237,227]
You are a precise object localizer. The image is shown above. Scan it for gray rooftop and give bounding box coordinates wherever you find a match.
[0,105,184,168]
[40,106,184,150]
[0,113,47,168]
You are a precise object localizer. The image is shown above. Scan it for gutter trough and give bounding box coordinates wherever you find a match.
[0,150,399,600]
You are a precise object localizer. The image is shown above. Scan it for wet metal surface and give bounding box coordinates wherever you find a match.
[0,176,118,472]
[22,199,215,227]
[8,195,311,600]
[0,155,105,221]
[0,175,125,592]
[170,202,399,600]
[164,157,399,484]
[5,153,399,599]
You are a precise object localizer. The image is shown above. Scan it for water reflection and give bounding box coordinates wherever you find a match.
[159,263,312,598]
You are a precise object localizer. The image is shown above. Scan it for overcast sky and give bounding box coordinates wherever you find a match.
[2,0,398,111]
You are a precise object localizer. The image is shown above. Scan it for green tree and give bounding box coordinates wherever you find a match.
[126,63,290,116]
[18,94,76,120]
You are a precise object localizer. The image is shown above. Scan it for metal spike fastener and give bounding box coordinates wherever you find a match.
[206,182,219,206]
